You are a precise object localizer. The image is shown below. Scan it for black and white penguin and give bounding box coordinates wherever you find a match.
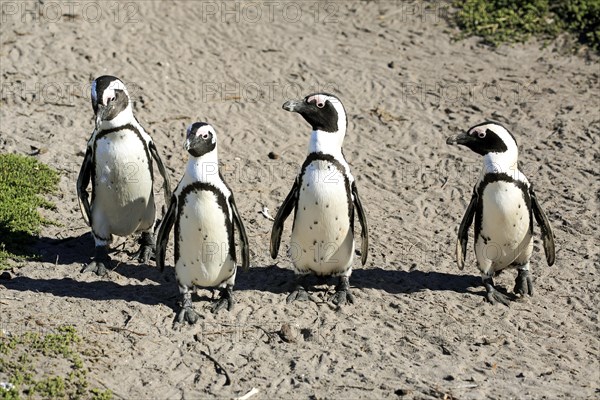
[270,93,368,305]
[156,122,249,324]
[77,75,171,276]
[446,121,555,305]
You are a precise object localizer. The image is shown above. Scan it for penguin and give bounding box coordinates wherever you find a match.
[156,122,249,324]
[77,75,171,276]
[270,93,368,305]
[446,121,555,305]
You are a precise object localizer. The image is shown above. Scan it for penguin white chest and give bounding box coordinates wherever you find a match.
[291,160,354,274]
[92,132,155,235]
[477,181,532,268]
[176,189,234,288]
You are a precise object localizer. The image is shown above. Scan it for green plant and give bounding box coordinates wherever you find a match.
[453,0,600,51]
[555,0,600,50]
[0,326,110,399]
[0,153,59,267]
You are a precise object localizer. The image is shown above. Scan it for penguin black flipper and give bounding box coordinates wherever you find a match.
[149,141,172,201]
[77,147,93,226]
[351,182,369,265]
[456,187,478,270]
[156,194,177,272]
[270,179,299,259]
[530,186,555,266]
[230,196,250,271]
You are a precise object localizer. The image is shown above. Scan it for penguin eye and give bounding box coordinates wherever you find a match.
[201,132,210,140]
[316,101,325,108]
[478,131,486,139]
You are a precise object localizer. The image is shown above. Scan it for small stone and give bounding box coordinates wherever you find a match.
[268,151,279,160]
[279,323,296,343]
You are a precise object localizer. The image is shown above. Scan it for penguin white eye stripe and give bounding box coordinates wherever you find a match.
[307,94,328,108]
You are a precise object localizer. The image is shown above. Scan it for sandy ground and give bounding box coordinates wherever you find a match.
[1,1,599,399]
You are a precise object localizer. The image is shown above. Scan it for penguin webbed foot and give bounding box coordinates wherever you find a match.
[514,268,533,297]
[175,291,201,325]
[286,285,311,303]
[483,277,512,306]
[286,275,317,303]
[211,286,234,314]
[132,232,155,264]
[81,246,111,276]
[176,306,200,325]
[329,276,355,306]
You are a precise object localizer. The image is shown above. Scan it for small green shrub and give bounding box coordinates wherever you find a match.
[0,326,112,399]
[453,0,600,51]
[0,153,59,267]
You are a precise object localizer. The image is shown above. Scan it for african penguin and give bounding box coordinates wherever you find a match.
[446,121,555,305]
[77,75,171,276]
[156,122,249,324]
[270,93,368,305]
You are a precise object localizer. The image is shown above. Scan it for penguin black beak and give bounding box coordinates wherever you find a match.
[446,132,474,146]
[282,99,305,113]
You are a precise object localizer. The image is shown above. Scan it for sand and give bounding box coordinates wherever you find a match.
[1,1,599,398]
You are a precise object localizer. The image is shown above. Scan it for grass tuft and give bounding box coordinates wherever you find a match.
[0,154,60,268]
[0,326,113,400]
[453,0,600,52]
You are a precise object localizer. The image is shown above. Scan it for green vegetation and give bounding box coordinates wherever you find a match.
[0,154,60,268]
[0,326,113,400]
[453,0,600,51]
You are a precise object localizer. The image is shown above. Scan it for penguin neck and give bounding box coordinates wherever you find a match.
[307,129,345,156]
[482,149,519,176]
[97,106,135,130]
[185,148,220,183]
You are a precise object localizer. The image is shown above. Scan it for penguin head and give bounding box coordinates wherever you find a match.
[447,122,520,173]
[447,122,518,156]
[282,93,347,134]
[185,122,217,158]
[91,75,131,122]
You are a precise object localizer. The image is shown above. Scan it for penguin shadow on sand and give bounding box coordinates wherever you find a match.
[350,266,481,296]
[33,232,169,284]
[1,231,181,311]
[234,263,481,298]
[235,264,297,294]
